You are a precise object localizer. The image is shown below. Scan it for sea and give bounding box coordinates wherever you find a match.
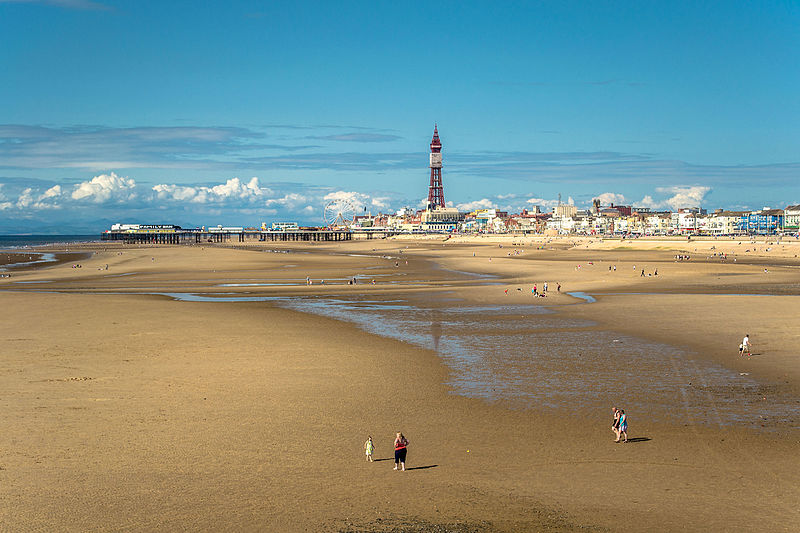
[0,235,100,249]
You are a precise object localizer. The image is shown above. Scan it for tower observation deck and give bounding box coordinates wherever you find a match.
[427,125,445,209]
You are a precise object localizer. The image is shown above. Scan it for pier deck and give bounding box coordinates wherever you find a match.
[98,229,405,244]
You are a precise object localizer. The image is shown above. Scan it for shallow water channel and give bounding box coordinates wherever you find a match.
[159,291,797,429]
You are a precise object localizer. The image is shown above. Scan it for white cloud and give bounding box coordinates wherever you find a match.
[152,177,272,204]
[636,186,711,210]
[323,190,383,212]
[209,177,264,199]
[323,190,368,206]
[638,195,659,209]
[0,184,10,210]
[0,184,61,211]
[526,197,560,208]
[16,188,34,209]
[39,185,62,200]
[594,192,626,205]
[15,187,61,210]
[72,172,137,203]
[152,183,199,202]
[265,193,310,209]
[370,196,390,209]
[657,186,711,210]
[567,196,575,205]
[317,190,397,213]
[457,198,495,211]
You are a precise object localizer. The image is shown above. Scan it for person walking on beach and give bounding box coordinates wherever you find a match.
[616,410,628,443]
[393,432,409,471]
[739,334,752,357]
[611,407,621,441]
[364,436,375,462]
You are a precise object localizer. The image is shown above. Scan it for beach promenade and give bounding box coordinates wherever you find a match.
[1,236,798,532]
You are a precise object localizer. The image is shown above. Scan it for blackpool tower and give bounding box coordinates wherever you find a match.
[427,125,445,209]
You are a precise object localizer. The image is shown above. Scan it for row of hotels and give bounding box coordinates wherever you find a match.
[348,202,800,236]
[106,202,798,242]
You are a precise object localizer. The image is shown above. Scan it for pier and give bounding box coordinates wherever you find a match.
[101,229,357,244]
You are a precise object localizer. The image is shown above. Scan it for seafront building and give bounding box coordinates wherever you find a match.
[785,205,800,232]
[705,211,745,236]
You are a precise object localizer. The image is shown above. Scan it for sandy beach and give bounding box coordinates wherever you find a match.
[1,236,798,532]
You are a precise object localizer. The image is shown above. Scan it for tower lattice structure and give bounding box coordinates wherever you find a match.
[427,125,445,209]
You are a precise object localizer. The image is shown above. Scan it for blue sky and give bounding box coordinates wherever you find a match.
[1,0,798,232]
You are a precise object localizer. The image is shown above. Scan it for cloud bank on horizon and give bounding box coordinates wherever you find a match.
[0,167,720,233]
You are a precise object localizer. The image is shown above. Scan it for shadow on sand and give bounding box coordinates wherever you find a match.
[623,437,651,443]
[373,458,393,462]
[405,464,439,471]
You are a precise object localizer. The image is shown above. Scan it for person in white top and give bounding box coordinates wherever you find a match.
[739,334,751,357]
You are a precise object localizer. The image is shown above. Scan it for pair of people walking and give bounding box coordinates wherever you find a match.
[611,407,628,443]
[363,432,409,471]
[739,334,752,357]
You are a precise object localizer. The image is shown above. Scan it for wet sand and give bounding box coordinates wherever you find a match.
[0,250,90,270]
[1,237,798,532]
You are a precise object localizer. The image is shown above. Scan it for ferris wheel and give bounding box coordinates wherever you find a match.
[323,198,356,228]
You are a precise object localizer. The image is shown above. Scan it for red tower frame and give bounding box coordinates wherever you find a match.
[427,125,445,209]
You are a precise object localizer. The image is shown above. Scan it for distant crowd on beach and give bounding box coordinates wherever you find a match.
[504,281,560,297]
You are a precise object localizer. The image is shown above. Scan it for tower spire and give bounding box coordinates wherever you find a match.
[427,125,445,209]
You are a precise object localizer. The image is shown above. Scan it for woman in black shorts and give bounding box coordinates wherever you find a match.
[393,432,409,471]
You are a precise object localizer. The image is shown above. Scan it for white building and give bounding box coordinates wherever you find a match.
[591,216,615,234]
[268,222,299,231]
[421,207,463,232]
[672,208,707,234]
[645,215,672,235]
[705,212,744,235]
[546,215,573,234]
[111,223,141,231]
[784,205,800,232]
